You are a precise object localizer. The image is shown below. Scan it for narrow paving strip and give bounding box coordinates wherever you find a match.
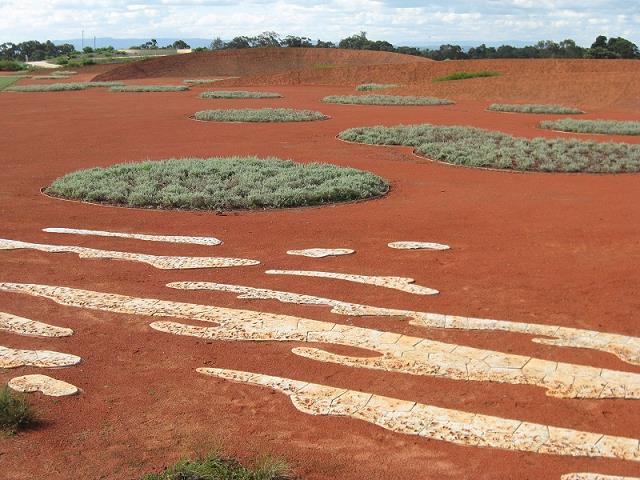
[265,269,438,295]
[562,474,640,480]
[0,238,259,269]
[2,283,640,400]
[0,311,73,337]
[8,374,78,396]
[199,368,640,462]
[167,282,640,367]
[0,345,81,368]
[286,248,355,258]
[388,241,451,250]
[43,227,223,246]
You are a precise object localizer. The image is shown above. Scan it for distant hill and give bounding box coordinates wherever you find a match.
[53,37,213,50]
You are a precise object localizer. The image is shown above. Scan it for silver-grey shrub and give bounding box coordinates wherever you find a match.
[184,79,225,84]
[356,84,399,91]
[540,118,640,136]
[194,108,327,122]
[6,81,123,92]
[324,95,453,106]
[200,91,282,99]
[489,104,584,114]
[110,85,189,92]
[45,156,389,210]
[338,124,640,173]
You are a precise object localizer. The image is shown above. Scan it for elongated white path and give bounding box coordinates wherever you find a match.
[562,475,640,480]
[0,311,73,337]
[286,248,354,258]
[388,241,450,250]
[3,282,640,400]
[43,228,222,246]
[200,368,640,462]
[0,238,258,270]
[0,345,81,368]
[167,281,640,367]
[9,374,78,396]
[265,269,438,295]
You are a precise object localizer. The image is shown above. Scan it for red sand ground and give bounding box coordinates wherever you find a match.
[1,51,640,479]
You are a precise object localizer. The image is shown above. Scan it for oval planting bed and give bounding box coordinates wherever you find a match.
[339,124,640,173]
[200,91,282,99]
[540,119,640,136]
[193,108,327,122]
[323,95,453,106]
[45,156,389,210]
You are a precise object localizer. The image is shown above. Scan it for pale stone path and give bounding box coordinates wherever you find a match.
[8,374,78,396]
[166,281,640,367]
[43,227,222,246]
[199,368,640,462]
[2,283,639,400]
[286,248,354,258]
[0,238,258,270]
[562,474,640,480]
[388,241,450,250]
[265,269,438,295]
[0,345,81,368]
[0,311,73,337]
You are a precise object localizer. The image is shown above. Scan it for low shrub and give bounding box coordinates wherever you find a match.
[0,386,36,434]
[323,95,453,106]
[194,108,327,122]
[141,452,291,480]
[489,103,584,114]
[0,76,23,91]
[356,83,398,91]
[338,124,640,173]
[200,91,282,99]
[32,75,71,80]
[184,79,225,84]
[434,71,500,81]
[0,59,27,71]
[45,156,389,210]
[110,85,189,92]
[6,81,123,92]
[540,118,640,136]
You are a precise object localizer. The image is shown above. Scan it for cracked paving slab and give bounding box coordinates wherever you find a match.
[388,241,450,250]
[2,282,640,400]
[43,227,222,246]
[286,248,354,258]
[199,367,640,462]
[0,345,81,368]
[0,311,73,337]
[0,238,258,270]
[166,281,640,367]
[8,374,78,396]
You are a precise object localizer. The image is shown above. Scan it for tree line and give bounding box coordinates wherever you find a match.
[1,32,638,62]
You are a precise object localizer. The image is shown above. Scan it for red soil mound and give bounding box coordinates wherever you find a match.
[227,58,640,110]
[94,47,430,81]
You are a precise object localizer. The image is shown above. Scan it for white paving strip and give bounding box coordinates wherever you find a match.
[286,248,354,258]
[3,282,640,400]
[167,281,640,367]
[43,227,223,246]
[0,345,81,368]
[265,269,438,295]
[0,238,258,270]
[0,311,73,337]
[200,368,640,462]
[8,374,78,396]
[562,475,640,480]
[388,241,450,250]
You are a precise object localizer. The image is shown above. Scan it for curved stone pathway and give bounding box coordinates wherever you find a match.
[43,227,223,246]
[0,311,73,337]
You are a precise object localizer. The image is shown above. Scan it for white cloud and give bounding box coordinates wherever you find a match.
[0,0,637,45]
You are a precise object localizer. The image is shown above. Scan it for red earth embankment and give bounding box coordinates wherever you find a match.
[93,47,431,81]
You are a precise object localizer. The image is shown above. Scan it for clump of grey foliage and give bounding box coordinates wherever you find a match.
[540,118,640,136]
[200,91,282,99]
[194,108,327,122]
[324,95,453,105]
[488,104,584,114]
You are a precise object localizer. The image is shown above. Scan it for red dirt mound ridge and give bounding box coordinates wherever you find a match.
[94,47,430,81]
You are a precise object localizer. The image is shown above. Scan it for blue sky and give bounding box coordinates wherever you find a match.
[0,0,638,45]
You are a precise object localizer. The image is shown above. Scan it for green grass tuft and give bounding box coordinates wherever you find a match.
[32,75,72,80]
[6,81,123,92]
[0,76,24,91]
[0,386,36,434]
[323,95,453,106]
[200,91,282,99]
[110,85,189,92]
[540,118,640,135]
[434,71,500,81]
[489,103,584,114]
[338,124,640,173]
[141,452,291,480]
[45,156,389,211]
[356,83,399,91]
[194,108,326,122]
